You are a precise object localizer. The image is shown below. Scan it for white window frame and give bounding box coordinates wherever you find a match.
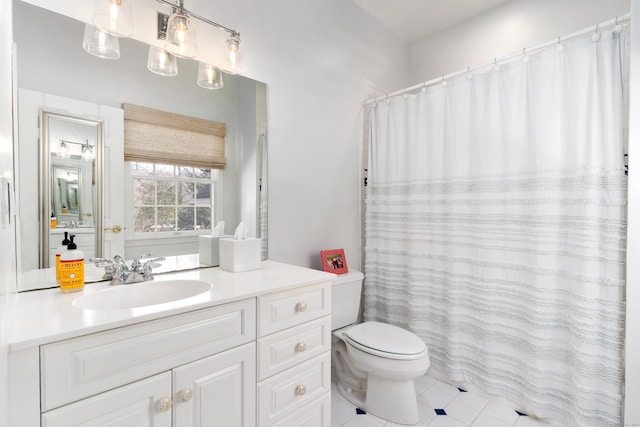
[124,161,224,242]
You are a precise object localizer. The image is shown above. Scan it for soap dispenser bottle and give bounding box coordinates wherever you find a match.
[55,231,71,283]
[50,212,57,229]
[59,235,85,293]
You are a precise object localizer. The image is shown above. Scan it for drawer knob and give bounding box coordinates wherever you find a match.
[157,397,173,412]
[295,342,307,353]
[295,302,307,313]
[295,385,307,396]
[179,388,193,402]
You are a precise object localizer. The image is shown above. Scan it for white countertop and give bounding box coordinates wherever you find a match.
[7,261,335,351]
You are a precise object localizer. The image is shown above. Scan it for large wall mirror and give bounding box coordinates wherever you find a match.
[13,0,268,291]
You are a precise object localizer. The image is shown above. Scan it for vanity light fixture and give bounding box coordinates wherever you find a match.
[92,0,134,37]
[57,141,69,159]
[221,33,246,74]
[147,46,179,76]
[156,0,245,72]
[82,24,121,60]
[165,0,197,58]
[197,63,224,89]
[81,140,95,161]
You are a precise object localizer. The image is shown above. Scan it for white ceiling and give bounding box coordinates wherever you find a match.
[350,0,513,42]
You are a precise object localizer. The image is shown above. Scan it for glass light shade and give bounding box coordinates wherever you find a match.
[220,35,246,74]
[197,63,224,89]
[166,12,197,58]
[147,46,178,76]
[82,24,120,60]
[92,0,134,37]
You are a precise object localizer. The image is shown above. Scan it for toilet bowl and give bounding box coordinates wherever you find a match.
[331,271,430,425]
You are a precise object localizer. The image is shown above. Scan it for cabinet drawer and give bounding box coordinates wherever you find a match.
[41,372,171,427]
[258,283,330,336]
[257,352,331,426]
[257,316,331,380]
[41,299,256,411]
[270,393,331,427]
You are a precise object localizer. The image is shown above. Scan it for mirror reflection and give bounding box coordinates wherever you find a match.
[14,0,268,291]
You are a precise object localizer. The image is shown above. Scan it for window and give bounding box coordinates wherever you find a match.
[128,161,219,234]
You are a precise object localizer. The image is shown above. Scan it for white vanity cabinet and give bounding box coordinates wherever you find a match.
[257,283,332,427]
[7,262,335,427]
[14,299,257,427]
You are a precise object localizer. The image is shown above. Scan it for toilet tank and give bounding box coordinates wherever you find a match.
[331,270,364,330]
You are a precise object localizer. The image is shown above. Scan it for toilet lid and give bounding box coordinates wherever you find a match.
[343,321,427,360]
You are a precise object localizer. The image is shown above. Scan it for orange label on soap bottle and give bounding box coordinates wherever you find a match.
[60,259,84,291]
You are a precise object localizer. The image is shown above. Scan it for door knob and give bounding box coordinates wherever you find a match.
[104,225,122,234]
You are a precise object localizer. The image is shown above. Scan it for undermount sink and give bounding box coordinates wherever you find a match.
[73,280,212,310]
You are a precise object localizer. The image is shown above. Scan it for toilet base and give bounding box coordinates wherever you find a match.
[365,373,421,425]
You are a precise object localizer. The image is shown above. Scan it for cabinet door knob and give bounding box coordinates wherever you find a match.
[295,385,307,396]
[179,388,193,402]
[157,397,173,412]
[295,302,307,313]
[295,342,307,353]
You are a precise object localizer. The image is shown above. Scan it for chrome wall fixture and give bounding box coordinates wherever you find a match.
[84,0,245,89]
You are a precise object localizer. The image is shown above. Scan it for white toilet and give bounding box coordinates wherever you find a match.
[331,271,430,425]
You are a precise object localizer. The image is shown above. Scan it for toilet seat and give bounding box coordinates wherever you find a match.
[343,321,428,360]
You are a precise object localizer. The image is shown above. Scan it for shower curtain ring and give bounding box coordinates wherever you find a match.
[592,24,601,41]
[465,67,472,80]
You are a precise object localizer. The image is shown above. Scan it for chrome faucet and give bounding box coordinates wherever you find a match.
[92,253,166,285]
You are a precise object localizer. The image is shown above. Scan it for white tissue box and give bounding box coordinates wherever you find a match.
[219,237,261,272]
[199,235,230,266]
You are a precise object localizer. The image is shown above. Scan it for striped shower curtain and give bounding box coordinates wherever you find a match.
[364,27,627,426]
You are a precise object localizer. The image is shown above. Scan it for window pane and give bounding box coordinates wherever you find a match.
[154,164,174,177]
[178,166,194,178]
[195,183,212,206]
[196,207,212,230]
[178,182,195,205]
[133,179,155,205]
[157,207,176,231]
[177,207,195,230]
[134,207,155,232]
[194,168,211,179]
[131,162,154,176]
[157,180,177,205]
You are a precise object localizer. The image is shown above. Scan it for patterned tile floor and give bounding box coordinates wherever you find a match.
[331,374,554,427]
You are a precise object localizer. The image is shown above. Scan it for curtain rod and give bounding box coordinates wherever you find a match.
[363,12,630,106]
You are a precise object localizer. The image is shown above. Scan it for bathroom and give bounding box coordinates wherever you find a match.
[0,0,638,426]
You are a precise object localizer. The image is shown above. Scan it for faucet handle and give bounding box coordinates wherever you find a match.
[90,257,114,267]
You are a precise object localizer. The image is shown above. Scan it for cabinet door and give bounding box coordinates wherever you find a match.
[173,342,256,427]
[41,372,171,427]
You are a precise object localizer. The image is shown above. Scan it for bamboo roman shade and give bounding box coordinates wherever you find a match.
[123,103,227,169]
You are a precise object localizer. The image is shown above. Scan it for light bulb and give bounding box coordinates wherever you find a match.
[166,12,197,58]
[197,63,223,89]
[147,46,178,76]
[221,34,246,74]
[83,24,120,59]
[92,0,133,37]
